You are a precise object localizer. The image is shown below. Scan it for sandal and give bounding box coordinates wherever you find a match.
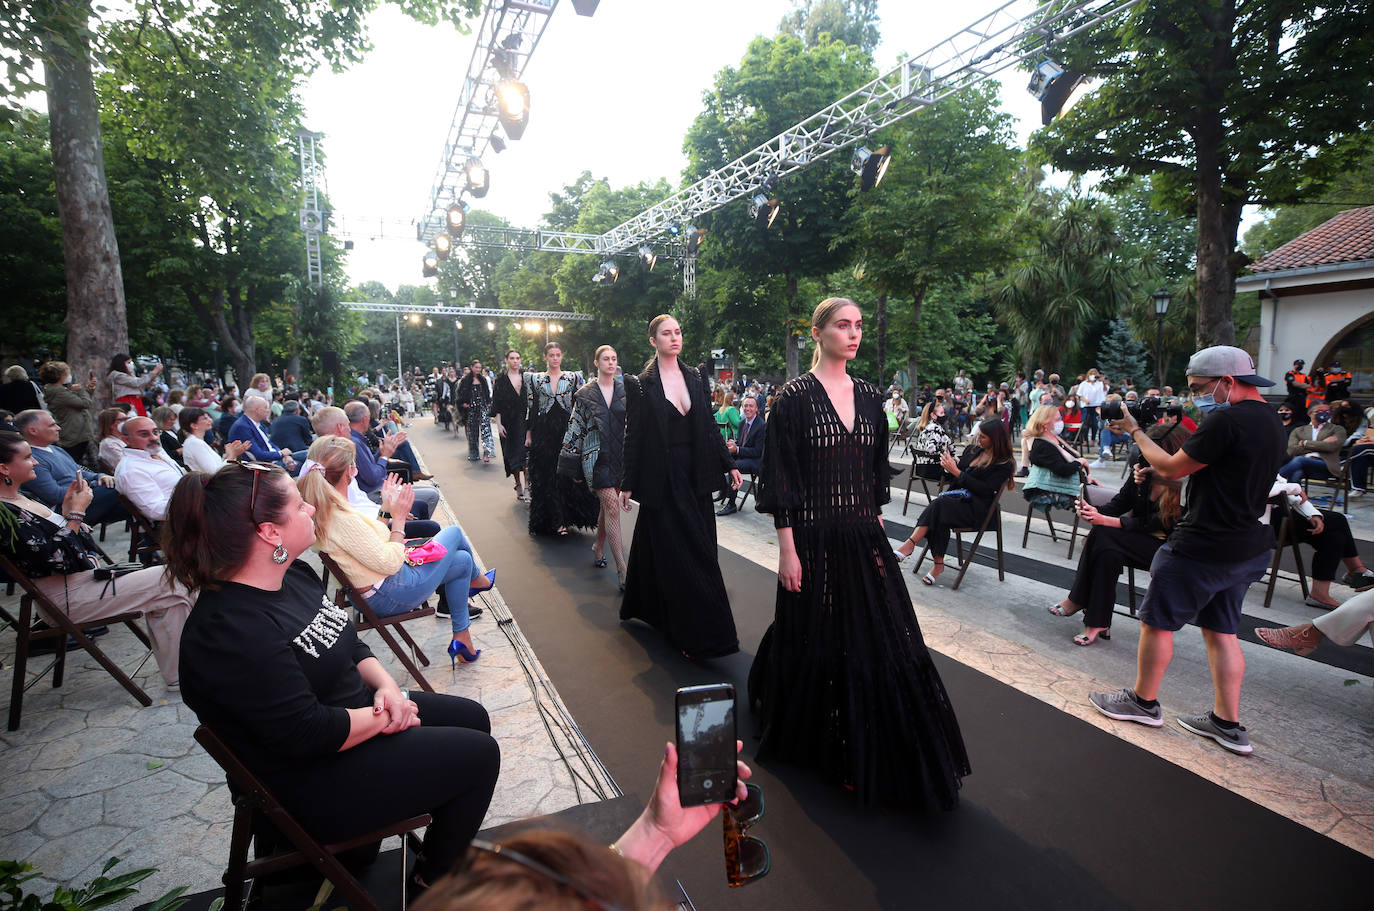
[921,564,944,586]
[1048,603,1079,617]
[1256,624,1321,656]
[1073,629,1110,646]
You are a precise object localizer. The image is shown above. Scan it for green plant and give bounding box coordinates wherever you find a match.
[0,857,188,911]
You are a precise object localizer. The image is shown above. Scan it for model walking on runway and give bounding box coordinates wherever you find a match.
[490,349,529,501]
[620,315,742,660]
[560,345,630,590]
[750,297,970,810]
[525,342,598,536]
[458,359,495,463]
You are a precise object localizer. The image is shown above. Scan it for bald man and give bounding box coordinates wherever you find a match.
[114,416,185,521]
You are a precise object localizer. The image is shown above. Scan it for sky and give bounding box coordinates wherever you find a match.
[301,0,1054,292]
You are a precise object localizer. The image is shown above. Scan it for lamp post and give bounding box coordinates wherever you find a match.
[1152,289,1172,388]
[209,339,219,385]
[454,319,462,368]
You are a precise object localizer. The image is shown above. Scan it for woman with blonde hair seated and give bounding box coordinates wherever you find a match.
[297,436,492,666]
[1021,403,1096,513]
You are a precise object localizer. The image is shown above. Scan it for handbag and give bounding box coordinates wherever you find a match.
[403,540,447,566]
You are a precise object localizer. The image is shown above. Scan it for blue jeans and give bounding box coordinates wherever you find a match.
[368,525,479,634]
[1081,405,1100,441]
[1098,427,1127,458]
[1278,455,1332,484]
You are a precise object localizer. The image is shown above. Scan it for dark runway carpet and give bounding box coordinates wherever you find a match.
[444,452,1372,910]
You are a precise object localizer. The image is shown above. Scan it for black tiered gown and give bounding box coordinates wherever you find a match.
[526,372,599,536]
[750,373,970,810]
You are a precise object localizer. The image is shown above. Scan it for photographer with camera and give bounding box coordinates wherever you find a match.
[1088,347,1285,755]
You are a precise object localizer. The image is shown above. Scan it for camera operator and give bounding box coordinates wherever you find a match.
[1088,347,1285,755]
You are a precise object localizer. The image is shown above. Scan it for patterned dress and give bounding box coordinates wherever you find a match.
[525,372,599,535]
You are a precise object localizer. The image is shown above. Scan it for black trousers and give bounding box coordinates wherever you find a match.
[916,495,986,558]
[264,692,499,883]
[1069,525,1162,629]
[1274,510,1357,582]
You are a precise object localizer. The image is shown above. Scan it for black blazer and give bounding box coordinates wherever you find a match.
[622,361,734,507]
[735,414,765,463]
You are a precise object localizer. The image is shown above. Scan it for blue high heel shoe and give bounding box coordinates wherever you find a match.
[448,639,481,668]
[468,568,496,600]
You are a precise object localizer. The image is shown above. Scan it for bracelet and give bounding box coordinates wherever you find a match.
[607,842,624,857]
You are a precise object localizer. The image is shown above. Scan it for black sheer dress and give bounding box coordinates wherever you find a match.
[750,373,970,810]
[490,372,527,477]
[526,372,599,535]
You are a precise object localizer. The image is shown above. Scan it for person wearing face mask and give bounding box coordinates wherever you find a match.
[1275,404,1295,436]
[910,400,954,482]
[1278,402,1346,484]
[1089,347,1284,755]
[1077,368,1107,444]
[107,353,162,417]
[1059,396,1083,442]
[37,361,99,465]
[1022,404,1096,515]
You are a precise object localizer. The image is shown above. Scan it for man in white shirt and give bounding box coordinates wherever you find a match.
[1077,368,1107,444]
[114,417,185,521]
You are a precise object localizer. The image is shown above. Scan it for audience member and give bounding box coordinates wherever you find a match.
[229,395,297,472]
[314,405,441,517]
[910,401,953,483]
[0,364,43,414]
[1022,404,1093,514]
[717,395,764,516]
[114,416,185,521]
[37,361,98,464]
[107,354,161,416]
[1269,477,1374,608]
[269,399,315,458]
[150,405,183,465]
[177,407,251,474]
[14,410,128,526]
[97,407,128,472]
[1257,589,1374,655]
[1279,401,1345,483]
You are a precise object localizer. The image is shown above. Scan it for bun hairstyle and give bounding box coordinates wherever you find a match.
[161,463,293,592]
[38,361,70,386]
[0,429,26,463]
[809,297,858,369]
[543,341,562,354]
[594,345,616,364]
[647,314,674,339]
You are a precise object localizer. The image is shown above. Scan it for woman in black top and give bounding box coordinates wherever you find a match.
[895,419,1016,586]
[559,346,629,589]
[163,462,499,890]
[751,299,969,810]
[457,359,495,463]
[489,349,529,501]
[1021,403,1093,512]
[620,315,741,660]
[524,343,598,536]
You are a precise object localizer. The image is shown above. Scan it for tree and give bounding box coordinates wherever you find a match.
[850,81,1020,387]
[1032,0,1374,348]
[1243,147,1374,259]
[1096,317,1149,387]
[778,0,881,53]
[683,34,876,377]
[0,114,66,359]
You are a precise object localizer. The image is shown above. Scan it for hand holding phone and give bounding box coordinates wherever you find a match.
[675,684,737,807]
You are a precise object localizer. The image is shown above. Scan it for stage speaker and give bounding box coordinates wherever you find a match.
[322,350,340,375]
[571,0,599,15]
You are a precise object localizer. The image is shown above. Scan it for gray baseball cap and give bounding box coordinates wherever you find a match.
[1185,346,1275,386]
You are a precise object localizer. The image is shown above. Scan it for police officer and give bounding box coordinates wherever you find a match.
[1283,359,1311,426]
[1323,360,1352,403]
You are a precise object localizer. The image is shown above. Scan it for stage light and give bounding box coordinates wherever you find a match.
[639,244,658,270]
[455,320,463,329]
[684,225,705,255]
[465,157,489,198]
[491,47,518,80]
[1028,59,1087,125]
[434,232,452,260]
[495,80,529,140]
[486,321,496,331]
[748,193,781,228]
[422,251,438,277]
[408,313,421,324]
[592,260,620,284]
[667,221,681,236]
[446,203,467,233]
[489,131,507,153]
[850,145,891,191]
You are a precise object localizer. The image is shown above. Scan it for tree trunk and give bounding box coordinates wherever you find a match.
[1192,1,1238,349]
[905,284,928,391]
[41,2,127,406]
[784,272,800,379]
[874,292,887,386]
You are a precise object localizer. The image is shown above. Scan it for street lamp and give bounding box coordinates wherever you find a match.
[1152,288,1172,388]
[209,339,219,384]
[454,319,462,367]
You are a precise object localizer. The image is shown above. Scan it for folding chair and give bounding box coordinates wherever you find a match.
[902,466,944,516]
[735,471,759,511]
[116,494,163,565]
[1021,497,1083,560]
[318,553,436,694]
[887,417,914,457]
[912,485,1007,591]
[1262,496,1310,608]
[194,725,430,911]
[1301,458,1351,512]
[0,554,153,731]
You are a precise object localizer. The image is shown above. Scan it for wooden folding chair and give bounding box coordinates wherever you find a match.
[912,485,1007,591]
[1263,496,1310,608]
[1021,497,1083,560]
[1301,458,1352,512]
[735,471,759,511]
[194,725,430,911]
[116,494,163,565]
[0,554,153,731]
[902,466,944,516]
[318,553,436,694]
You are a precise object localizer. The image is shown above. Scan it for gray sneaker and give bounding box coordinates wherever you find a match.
[1088,688,1163,727]
[1177,713,1252,755]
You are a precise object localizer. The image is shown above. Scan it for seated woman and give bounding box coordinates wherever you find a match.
[1022,404,1094,514]
[178,407,251,474]
[1048,422,1190,645]
[97,407,127,473]
[893,419,1015,586]
[163,461,500,893]
[0,431,190,686]
[296,436,491,665]
[909,401,952,482]
[1268,477,1374,608]
[150,405,183,466]
[1257,589,1374,655]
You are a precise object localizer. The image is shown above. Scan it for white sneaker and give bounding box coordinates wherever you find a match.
[1089,459,1108,470]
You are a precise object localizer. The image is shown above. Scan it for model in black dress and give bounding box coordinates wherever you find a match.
[490,350,529,501]
[620,316,742,659]
[752,298,969,810]
[457,361,495,462]
[525,343,598,536]
[559,346,629,588]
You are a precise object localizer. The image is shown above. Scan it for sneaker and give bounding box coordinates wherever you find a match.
[1088,688,1163,727]
[1342,569,1374,591]
[1177,713,1252,755]
[1348,487,1366,498]
[1089,458,1108,470]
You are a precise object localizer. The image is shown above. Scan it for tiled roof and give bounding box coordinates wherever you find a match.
[1250,205,1374,273]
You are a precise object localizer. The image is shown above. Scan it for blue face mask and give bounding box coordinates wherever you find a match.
[1314,412,1331,424]
[1194,380,1232,414]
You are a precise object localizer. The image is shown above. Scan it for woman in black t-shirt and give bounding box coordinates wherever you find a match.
[163,462,499,892]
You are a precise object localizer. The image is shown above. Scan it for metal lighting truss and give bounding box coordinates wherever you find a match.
[417,0,561,244]
[298,129,326,288]
[341,302,595,322]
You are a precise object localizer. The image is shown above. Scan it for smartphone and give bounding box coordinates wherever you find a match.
[675,683,737,807]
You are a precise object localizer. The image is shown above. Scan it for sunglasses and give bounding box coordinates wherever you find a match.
[229,460,279,523]
[460,839,628,911]
[723,783,770,887]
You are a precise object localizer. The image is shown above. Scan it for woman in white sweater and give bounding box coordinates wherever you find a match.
[177,407,251,474]
[297,436,493,666]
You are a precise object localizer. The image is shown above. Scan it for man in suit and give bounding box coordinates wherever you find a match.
[229,395,297,473]
[114,416,185,521]
[269,399,314,461]
[1279,401,1346,484]
[717,395,765,516]
[15,409,129,526]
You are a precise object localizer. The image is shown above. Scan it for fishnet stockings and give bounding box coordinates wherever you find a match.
[596,488,627,582]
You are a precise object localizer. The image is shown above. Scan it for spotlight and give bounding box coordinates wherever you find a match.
[684,225,705,255]
[422,251,438,277]
[434,232,452,260]
[491,47,518,80]
[850,145,891,191]
[489,131,507,153]
[748,193,781,228]
[486,321,495,331]
[446,203,467,233]
[638,244,658,270]
[1028,59,1087,125]
[667,221,681,236]
[465,157,489,197]
[592,261,620,284]
[455,320,463,329]
[495,80,529,140]
[426,319,433,327]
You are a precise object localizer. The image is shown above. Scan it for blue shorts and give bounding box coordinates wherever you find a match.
[1138,544,1271,635]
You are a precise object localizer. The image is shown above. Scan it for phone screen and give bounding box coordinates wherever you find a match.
[675,684,737,807]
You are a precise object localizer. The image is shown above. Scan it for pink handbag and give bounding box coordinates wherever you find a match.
[403,540,447,566]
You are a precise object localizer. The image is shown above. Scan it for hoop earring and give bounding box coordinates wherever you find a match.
[272,544,289,564]
[2,476,11,486]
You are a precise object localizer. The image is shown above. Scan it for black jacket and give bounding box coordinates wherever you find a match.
[622,361,733,507]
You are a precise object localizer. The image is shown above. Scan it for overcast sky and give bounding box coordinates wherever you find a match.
[302,0,1053,292]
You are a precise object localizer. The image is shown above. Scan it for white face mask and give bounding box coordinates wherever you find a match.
[1053,419,1065,436]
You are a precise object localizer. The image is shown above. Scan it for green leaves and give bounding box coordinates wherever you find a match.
[0,857,187,911]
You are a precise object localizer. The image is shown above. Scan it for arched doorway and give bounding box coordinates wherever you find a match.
[1315,312,1374,398]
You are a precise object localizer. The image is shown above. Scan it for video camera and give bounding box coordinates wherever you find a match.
[1102,395,1161,427]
